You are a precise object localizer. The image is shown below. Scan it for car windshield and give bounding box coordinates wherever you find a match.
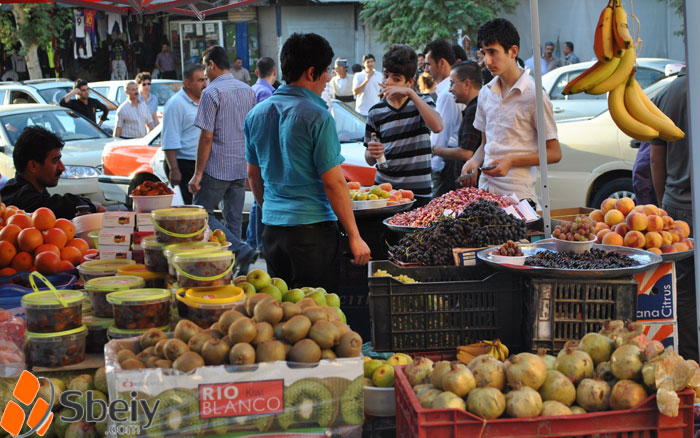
[116,82,183,106]
[0,109,109,145]
[37,87,116,108]
[332,101,365,142]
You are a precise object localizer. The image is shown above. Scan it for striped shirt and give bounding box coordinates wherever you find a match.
[195,73,255,181]
[364,94,435,198]
[115,100,152,138]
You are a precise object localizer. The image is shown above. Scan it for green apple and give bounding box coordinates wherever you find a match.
[364,359,385,378]
[311,287,327,296]
[259,284,282,302]
[325,293,340,307]
[301,287,314,293]
[271,278,288,295]
[246,269,272,291]
[335,307,347,324]
[283,288,305,303]
[372,364,395,387]
[306,290,327,306]
[234,275,248,285]
[238,281,257,299]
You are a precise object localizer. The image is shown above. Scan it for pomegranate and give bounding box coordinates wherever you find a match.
[609,379,647,410]
[471,356,506,390]
[570,405,587,414]
[430,361,452,390]
[441,364,476,397]
[578,332,615,365]
[538,370,576,406]
[575,378,611,412]
[505,386,543,418]
[536,348,556,370]
[595,361,618,388]
[418,388,442,408]
[599,320,624,338]
[554,347,594,385]
[467,387,506,419]
[468,354,495,371]
[405,357,434,386]
[610,344,644,381]
[431,391,466,410]
[505,352,548,390]
[540,400,573,416]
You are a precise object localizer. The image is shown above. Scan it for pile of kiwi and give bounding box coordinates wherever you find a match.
[113,294,363,372]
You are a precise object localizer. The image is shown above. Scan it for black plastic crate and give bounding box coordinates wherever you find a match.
[524,277,638,354]
[362,415,396,438]
[368,261,525,352]
[338,257,372,342]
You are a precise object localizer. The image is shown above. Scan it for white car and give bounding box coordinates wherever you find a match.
[543,58,682,121]
[89,79,183,115]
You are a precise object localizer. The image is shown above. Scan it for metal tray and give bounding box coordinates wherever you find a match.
[660,238,695,262]
[381,217,429,233]
[477,240,662,278]
[354,200,415,218]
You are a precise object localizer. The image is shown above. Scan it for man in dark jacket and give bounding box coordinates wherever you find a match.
[59,78,116,126]
[0,126,106,219]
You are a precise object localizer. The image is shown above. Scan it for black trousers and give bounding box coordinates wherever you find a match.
[164,159,195,205]
[162,70,177,79]
[262,221,341,292]
[431,159,464,198]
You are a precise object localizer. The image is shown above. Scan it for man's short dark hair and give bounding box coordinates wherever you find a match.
[183,64,205,81]
[382,45,417,81]
[545,41,555,48]
[477,18,520,52]
[417,52,424,58]
[135,72,151,84]
[280,33,334,84]
[351,63,362,74]
[362,53,375,63]
[13,126,64,174]
[424,39,456,66]
[203,46,231,70]
[256,57,276,78]
[452,61,482,88]
[564,41,574,51]
[73,79,88,90]
[452,44,468,62]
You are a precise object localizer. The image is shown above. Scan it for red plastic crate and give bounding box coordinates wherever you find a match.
[405,350,457,362]
[395,365,694,438]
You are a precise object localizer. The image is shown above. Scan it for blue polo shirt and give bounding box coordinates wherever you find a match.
[245,84,344,226]
[161,89,200,161]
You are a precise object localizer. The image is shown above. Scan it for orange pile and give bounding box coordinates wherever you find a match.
[0,205,93,276]
[590,197,692,254]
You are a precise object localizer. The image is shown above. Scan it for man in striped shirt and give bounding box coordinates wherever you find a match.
[364,44,443,206]
[188,45,258,276]
[113,82,153,139]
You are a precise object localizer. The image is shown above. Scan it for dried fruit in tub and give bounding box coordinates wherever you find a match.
[151,208,208,243]
[130,180,173,196]
[25,325,87,367]
[176,285,245,328]
[21,289,84,333]
[142,236,168,273]
[172,251,234,289]
[85,275,145,318]
[107,289,171,330]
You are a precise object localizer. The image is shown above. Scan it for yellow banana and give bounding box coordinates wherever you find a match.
[564,56,621,94]
[457,351,476,365]
[457,342,492,356]
[587,46,636,95]
[488,345,499,359]
[633,79,685,141]
[594,2,614,61]
[624,76,685,142]
[612,0,633,50]
[609,79,659,141]
[499,342,510,360]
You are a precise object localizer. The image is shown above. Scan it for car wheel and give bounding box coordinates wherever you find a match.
[589,178,636,209]
[126,173,161,209]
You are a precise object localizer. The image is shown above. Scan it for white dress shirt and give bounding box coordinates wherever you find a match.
[330,74,353,98]
[352,71,382,116]
[430,77,463,172]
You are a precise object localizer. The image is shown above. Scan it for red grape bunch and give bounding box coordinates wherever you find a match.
[553,215,597,242]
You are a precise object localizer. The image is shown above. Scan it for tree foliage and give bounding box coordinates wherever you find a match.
[359,0,519,49]
[0,4,72,55]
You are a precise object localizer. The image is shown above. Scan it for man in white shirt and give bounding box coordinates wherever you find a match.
[329,58,354,103]
[424,38,463,198]
[352,54,382,116]
[114,82,153,139]
[461,18,562,205]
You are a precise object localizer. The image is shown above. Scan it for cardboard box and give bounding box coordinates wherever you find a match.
[535,207,595,228]
[643,321,678,352]
[635,262,676,322]
[137,213,153,227]
[102,211,137,228]
[99,249,132,260]
[98,229,132,247]
[452,247,487,266]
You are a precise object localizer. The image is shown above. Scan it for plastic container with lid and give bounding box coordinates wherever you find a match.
[151,207,208,244]
[22,290,85,333]
[176,285,245,328]
[106,289,171,330]
[107,324,170,341]
[116,264,168,289]
[25,325,87,367]
[84,276,145,318]
[172,251,235,289]
[163,241,225,281]
[83,315,113,353]
[142,236,168,273]
[78,259,136,283]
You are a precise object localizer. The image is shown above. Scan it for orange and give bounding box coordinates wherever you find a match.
[43,228,67,249]
[0,241,17,268]
[0,267,16,276]
[54,218,76,240]
[66,238,89,255]
[60,246,82,265]
[31,207,56,231]
[3,208,16,222]
[34,243,60,256]
[59,260,75,271]
[0,224,22,247]
[17,228,43,253]
[35,251,61,275]
[7,213,32,229]
[11,251,34,271]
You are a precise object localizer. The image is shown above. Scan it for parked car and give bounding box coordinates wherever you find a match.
[0,104,116,205]
[0,79,117,133]
[99,99,376,209]
[89,79,183,113]
[542,58,682,121]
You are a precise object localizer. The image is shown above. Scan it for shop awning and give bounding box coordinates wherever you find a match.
[0,0,264,19]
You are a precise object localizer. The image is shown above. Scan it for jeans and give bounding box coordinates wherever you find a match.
[245,200,264,251]
[193,173,255,262]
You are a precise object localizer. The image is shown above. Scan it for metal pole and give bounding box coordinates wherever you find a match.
[682,0,700,359]
[529,0,552,238]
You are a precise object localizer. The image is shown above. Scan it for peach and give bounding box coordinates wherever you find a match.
[673,242,689,252]
[662,216,675,230]
[644,231,663,249]
[604,209,625,226]
[379,182,393,191]
[668,229,682,243]
[625,212,649,231]
[647,247,662,255]
[390,190,403,199]
[661,245,677,254]
[674,220,691,239]
[658,208,669,217]
[589,209,605,223]
[642,204,660,216]
[399,189,414,201]
[601,198,618,215]
[682,238,694,249]
[646,215,664,232]
[661,231,673,246]
[593,222,610,234]
[596,229,612,242]
[615,197,635,216]
[613,223,630,236]
[623,230,646,249]
[347,181,361,190]
[601,231,624,246]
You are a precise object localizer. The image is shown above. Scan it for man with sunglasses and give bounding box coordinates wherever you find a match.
[136,72,159,127]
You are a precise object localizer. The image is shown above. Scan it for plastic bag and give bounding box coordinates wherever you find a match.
[0,314,26,348]
[0,339,24,377]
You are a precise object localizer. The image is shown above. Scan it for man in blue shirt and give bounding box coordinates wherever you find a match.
[161,64,207,205]
[136,72,159,127]
[245,33,371,291]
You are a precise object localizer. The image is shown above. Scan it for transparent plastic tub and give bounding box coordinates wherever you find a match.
[25,325,87,367]
[172,251,234,289]
[163,241,226,283]
[83,315,113,353]
[107,324,171,340]
[84,276,145,318]
[116,264,168,289]
[78,259,136,283]
[106,289,171,330]
[142,236,168,273]
[175,285,245,328]
[21,290,85,333]
[151,207,208,244]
